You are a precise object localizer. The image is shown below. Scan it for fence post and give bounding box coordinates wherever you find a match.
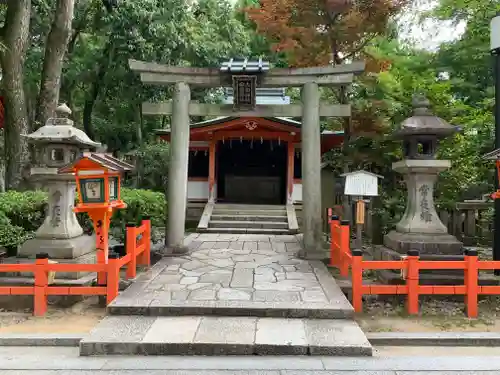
[126,223,137,279]
[34,253,49,316]
[329,215,339,268]
[140,217,151,268]
[340,220,350,277]
[406,249,420,315]
[351,249,364,313]
[106,252,121,304]
[465,249,479,318]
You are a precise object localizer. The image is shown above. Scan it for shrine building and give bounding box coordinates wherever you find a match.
[157,88,343,206]
[156,88,344,232]
[131,57,364,257]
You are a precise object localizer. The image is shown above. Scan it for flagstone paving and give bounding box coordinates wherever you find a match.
[108,233,353,318]
[82,233,370,356]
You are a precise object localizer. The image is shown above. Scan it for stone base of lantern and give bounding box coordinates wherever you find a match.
[18,234,95,260]
[15,234,96,279]
[375,231,467,285]
[4,252,97,280]
[384,230,463,255]
[373,245,500,286]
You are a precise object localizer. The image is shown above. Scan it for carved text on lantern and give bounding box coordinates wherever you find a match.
[51,190,62,227]
[419,184,432,222]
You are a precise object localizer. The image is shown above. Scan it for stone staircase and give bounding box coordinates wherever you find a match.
[79,235,372,357]
[203,203,294,234]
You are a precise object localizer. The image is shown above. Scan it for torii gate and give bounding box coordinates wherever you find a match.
[129,58,365,259]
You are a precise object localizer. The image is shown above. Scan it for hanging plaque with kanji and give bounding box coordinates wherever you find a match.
[232,75,257,110]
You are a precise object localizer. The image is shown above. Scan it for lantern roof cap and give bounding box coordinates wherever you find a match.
[393,95,459,139]
[58,152,134,174]
[483,148,500,160]
[25,103,101,148]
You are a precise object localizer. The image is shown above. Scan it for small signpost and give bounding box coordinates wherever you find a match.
[341,170,383,248]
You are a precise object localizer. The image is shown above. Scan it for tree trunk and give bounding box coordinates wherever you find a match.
[59,0,92,117]
[1,0,31,190]
[82,41,114,140]
[35,0,75,129]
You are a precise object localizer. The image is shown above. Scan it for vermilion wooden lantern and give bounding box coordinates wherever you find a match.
[483,149,500,199]
[59,152,133,283]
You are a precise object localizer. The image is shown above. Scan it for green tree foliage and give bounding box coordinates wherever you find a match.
[324,0,498,227]
[1,0,254,187]
[0,0,498,239]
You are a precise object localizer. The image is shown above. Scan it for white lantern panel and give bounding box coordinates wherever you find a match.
[80,178,105,203]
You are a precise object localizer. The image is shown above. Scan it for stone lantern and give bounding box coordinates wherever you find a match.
[383,95,463,258]
[17,104,101,279]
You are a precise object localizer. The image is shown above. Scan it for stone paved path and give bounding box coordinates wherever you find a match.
[86,233,366,356]
[150,233,326,303]
[108,233,352,317]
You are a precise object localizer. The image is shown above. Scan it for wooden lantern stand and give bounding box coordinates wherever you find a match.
[491,160,500,200]
[59,152,133,286]
[341,170,383,249]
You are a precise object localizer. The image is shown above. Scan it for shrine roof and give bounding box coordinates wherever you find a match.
[156,116,344,131]
[220,58,270,73]
[155,117,344,136]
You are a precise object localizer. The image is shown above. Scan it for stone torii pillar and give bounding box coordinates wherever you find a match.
[166,82,191,254]
[299,82,323,259]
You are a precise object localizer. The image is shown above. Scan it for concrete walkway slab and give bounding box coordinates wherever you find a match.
[5,347,500,373]
[108,234,353,319]
[367,332,500,346]
[79,316,372,356]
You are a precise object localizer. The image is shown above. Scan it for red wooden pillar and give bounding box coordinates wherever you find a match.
[208,139,216,202]
[287,142,294,204]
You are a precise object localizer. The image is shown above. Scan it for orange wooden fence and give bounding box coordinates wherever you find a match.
[329,214,500,318]
[0,218,151,316]
[329,215,352,278]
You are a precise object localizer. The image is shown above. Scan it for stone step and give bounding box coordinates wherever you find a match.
[210,214,288,222]
[205,227,291,235]
[108,296,353,320]
[215,204,286,210]
[209,220,289,229]
[80,316,372,356]
[213,209,287,216]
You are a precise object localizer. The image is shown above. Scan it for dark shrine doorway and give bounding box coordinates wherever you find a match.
[216,139,287,204]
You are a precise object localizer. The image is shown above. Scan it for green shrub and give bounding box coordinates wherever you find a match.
[115,188,166,227]
[0,188,166,253]
[110,188,166,242]
[0,190,47,231]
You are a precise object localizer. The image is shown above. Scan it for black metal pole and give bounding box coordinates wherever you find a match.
[494,49,500,275]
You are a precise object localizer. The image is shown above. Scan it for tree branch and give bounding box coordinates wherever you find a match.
[341,34,377,61]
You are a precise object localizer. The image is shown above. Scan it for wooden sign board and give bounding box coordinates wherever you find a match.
[232,75,257,111]
[356,200,365,225]
[341,170,382,197]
